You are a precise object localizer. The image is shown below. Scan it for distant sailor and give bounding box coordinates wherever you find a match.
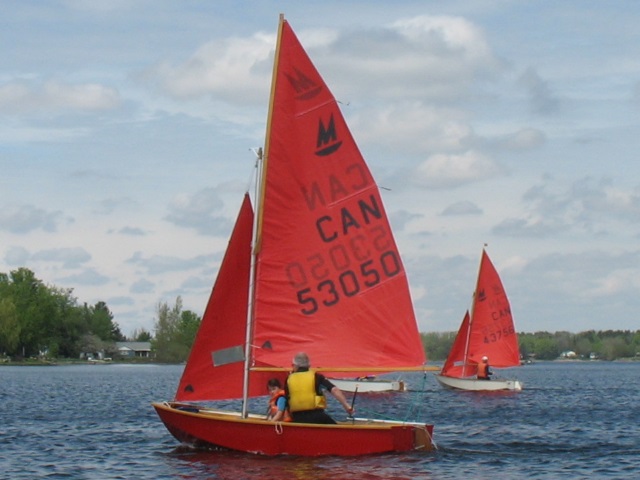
[477,356,492,380]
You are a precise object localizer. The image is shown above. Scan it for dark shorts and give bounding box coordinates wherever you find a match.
[291,409,337,424]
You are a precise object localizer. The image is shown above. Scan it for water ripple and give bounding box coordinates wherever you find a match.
[1,362,638,479]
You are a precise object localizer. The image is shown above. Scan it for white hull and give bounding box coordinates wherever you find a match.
[435,374,522,392]
[329,378,406,393]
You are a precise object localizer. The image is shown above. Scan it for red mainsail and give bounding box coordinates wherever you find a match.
[251,21,425,374]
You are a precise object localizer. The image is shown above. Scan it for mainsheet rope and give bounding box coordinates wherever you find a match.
[338,372,430,423]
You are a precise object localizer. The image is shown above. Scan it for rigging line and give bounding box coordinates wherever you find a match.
[404,371,429,422]
[244,148,262,193]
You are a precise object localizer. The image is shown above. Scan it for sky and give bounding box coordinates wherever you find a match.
[2,0,640,337]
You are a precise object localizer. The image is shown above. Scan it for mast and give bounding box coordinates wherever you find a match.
[254,13,284,254]
[241,14,285,418]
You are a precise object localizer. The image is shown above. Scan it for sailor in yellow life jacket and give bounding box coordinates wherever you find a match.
[285,352,353,424]
[266,378,292,422]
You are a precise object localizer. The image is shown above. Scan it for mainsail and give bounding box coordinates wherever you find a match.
[251,21,425,374]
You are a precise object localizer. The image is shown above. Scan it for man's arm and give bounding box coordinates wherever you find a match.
[330,386,354,415]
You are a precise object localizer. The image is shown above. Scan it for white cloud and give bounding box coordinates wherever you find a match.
[0,205,68,234]
[31,247,91,268]
[117,226,146,236]
[392,15,492,61]
[512,176,640,237]
[164,188,232,236]
[412,150,504,189]
[4,246,30,265]
[492,216,567,238]
[322,15,502,102]
[130,278,155,294]
[497,128,546,151]
[148,33,274,103]
[126,251,212,275]
[0,81,121,114]
[352,103,473,154]
[518,67,560,115]
[441,201,483,216]
[590,269,640,296]
[58,268,110,286]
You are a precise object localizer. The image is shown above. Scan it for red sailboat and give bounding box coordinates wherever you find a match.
[435,248,523,391]
[152,15,435,456]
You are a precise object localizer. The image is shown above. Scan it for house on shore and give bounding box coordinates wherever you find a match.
[116,341,152,359]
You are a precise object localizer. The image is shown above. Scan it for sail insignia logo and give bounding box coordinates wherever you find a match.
[285,67,322,100]
[315,113,343,156]
[477,288,486,302]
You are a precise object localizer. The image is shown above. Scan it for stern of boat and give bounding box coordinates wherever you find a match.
[414,424,435,451]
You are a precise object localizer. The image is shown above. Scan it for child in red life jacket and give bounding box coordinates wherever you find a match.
[266,378,292,422]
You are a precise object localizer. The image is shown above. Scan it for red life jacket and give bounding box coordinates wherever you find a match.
[477,362,490,379]
[268,389,292,422]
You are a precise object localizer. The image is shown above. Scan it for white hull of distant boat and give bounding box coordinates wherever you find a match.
[435,374,522,392]
[329,378,406,393]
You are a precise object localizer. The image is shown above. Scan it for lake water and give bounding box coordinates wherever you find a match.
[1,361,638,479]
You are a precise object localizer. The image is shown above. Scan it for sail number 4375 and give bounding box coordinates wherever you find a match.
[484,326,515,343]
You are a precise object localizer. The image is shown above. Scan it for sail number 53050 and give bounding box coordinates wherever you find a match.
[295,251,400,315]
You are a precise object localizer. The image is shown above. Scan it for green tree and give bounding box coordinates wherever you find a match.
[601,337,633,360]
[518,334,536,359]
[153,297,184,362]
[0,267,121,359]
[176,310,201,350]
[530,333,559,360]
[49,286,83,357]
[77,333,105,358]
[554,331,573,353]
[131,328,152,342]
[421,331,456,361]
[0,297,20,355]
[7,268,47,356]
[85,301,124,341]
[574,337,593,357]
[152,297,201,362]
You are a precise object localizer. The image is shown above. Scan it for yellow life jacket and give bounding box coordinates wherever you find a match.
[286,370,327,412]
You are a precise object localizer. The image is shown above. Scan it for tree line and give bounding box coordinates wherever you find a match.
[0,268,129,359]
[422,329,640,361]
[0,267,200,362]
[0,268,144,359]
[2,268,638,363]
